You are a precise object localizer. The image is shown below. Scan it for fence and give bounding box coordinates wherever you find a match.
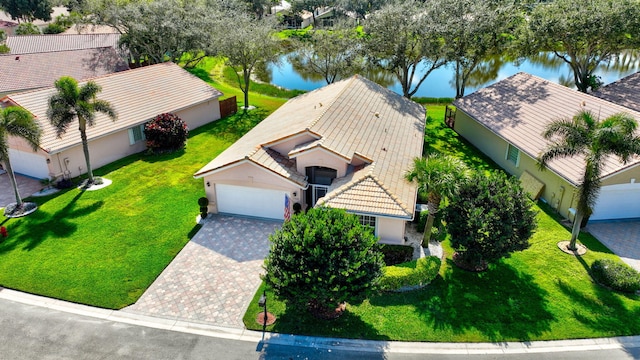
[219,96,237,118]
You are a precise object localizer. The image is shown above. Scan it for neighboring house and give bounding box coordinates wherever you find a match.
[0,47,129,96]
[452,72,640,222]
[6,33,122,55]
[1,62,223,180]
[0,20,17,36]
[595,71,640,113]
[194,75,425,244]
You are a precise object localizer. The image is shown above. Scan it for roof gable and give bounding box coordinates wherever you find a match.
[595,71,640,113]
[2,62,223,154]
[454,72,640,185]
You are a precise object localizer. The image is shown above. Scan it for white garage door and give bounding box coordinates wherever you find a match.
[216,184,286,220]
[8,149,49,179]
[591,183,640,221]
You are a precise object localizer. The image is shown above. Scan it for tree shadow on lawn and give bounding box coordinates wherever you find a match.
[371,259,555,342]
[269,302,392,342]
[0,190,103,253]
[555,279,640,336]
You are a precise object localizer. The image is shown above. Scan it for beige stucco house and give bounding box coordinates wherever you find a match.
[1,62,223,180]
[452,72,640,222]
[194,75,425,244]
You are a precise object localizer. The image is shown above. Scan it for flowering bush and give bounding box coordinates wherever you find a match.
[144,113,188,153]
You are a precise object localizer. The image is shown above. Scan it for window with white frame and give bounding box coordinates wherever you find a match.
[358,215,376,230]
[506,143,520,166]
[128,124,145,145]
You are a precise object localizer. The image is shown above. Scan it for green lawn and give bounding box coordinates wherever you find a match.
[0,61,287,309]
[243,107,640,342]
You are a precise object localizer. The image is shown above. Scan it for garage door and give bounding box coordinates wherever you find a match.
[591,183,640,221]
[216,184,286,220]
[8,149,49,179]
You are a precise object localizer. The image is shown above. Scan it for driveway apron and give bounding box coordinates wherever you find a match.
[588,221,640,272]
[124,215,280,328]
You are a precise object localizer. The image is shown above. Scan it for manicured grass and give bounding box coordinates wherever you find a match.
[243,105,640,342]
[0,61,287,309]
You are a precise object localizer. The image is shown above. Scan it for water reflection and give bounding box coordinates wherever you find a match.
[265,51,640,98]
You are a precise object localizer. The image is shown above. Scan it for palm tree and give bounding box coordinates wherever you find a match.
[405,154,470,246]
[47,76,116,184]
[0,107,42,207]
[538,110,640,251]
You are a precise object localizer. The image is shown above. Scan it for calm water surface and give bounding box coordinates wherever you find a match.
[267,52,640,98]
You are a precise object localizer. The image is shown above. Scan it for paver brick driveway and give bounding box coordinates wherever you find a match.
[124,215,281,328]
[588,220,640,272]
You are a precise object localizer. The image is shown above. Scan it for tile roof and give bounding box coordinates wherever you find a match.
[595,71,640,113]
[2,62,223,154]
[6,34,122,54]
[0,47,129,94]
[453,72,640,186]
[195,75,425,219]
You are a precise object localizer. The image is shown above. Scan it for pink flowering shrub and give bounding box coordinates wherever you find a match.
[144,113,188,153]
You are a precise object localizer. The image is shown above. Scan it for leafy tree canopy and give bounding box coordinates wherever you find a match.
[264,207,384,318]
[0,0,52,22]
[444,171,537,271]
[528,0,640,92]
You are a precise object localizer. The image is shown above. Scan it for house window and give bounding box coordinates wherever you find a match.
[358,215,376,230]
[128,124,145,145]
[506,143,520,166]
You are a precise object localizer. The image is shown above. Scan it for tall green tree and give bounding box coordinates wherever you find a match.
[528,0,640,92]
[0,0,52,22]
[335,0,384,20]
[47,76,116,184]
[538,110,640,250]
[363,0,447,99]
[209,13,280,109]
[91,0,211,66]
[405,154,470,246]
[0,107,42,207]
[434,0,523,98]
[288,26,364,84]
[264,207,384,318]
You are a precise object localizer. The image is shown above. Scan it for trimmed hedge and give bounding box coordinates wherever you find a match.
[379,256,441,292]
[380,244,414,266]
[591,259,640,293]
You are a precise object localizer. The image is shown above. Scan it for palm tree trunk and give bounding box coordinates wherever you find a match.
[422,195,442,247]
[4,159,23,207]
[569,211,583,250]
[78,118,94,183]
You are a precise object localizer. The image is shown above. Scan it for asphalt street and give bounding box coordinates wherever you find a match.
[2,297,640,360]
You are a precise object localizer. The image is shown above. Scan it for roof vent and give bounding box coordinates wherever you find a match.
[374,112,379,118]
[15,56,19,61]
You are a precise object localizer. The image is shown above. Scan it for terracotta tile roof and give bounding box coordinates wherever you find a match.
[595,71,640,113]
[6,34,122,54]
[2,62,223,154]
[0,47,129,94]
[195,75,425,219]
[453,72,640,186]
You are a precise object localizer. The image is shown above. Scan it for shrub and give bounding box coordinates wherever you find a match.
[380,244,414,266]
[43,23,66,34]
[144,113,188,153]
[16,23,40,35]
[591,259,640,293]
[264,207,384,318]
[0,44,9,54]
[379,257,441,292]
[444,171,537,271]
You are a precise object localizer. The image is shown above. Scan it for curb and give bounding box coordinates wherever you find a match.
[1,288,639,355]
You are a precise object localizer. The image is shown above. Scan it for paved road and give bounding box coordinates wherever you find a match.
[2,297,640,360]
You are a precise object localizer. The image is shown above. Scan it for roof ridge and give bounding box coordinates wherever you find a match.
[307,76,358,129]
[0,46,117,57]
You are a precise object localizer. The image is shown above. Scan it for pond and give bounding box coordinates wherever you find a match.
[265,52,640,98]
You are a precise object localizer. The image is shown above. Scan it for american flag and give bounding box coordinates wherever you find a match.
[284,194,291,221]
